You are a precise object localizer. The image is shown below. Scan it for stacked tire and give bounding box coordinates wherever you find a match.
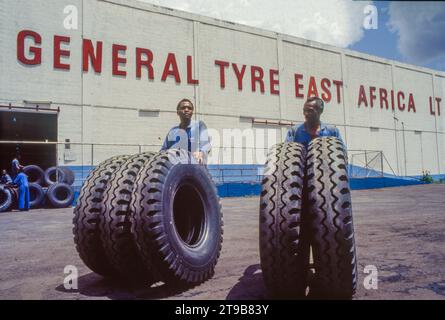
[22,165,75,209]
[43,166,75,208]
[259,137,357,299]
[23,165,46,209]
[73,149,223,287]
[0,185,14,213]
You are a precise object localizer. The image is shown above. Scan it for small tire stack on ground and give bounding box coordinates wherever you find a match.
[259,137,357,299]
[44,166,75,186]
[23,165,45,208]
[24,165,45,185]
[20,165,75,209]
[73,149,223,287]
[29,183,45,209]
[0,185,14,213]
[44,166,75,208]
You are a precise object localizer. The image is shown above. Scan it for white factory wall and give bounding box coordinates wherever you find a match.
[1,0,444,176]
[0,0,83,105]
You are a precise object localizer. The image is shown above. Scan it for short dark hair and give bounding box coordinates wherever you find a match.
[176,98,194,110]
[305,96,324,113]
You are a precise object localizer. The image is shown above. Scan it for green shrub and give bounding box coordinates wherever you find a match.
[420,170,433,183]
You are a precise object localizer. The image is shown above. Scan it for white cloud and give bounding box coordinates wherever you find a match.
[137,0,372,48]
[388,2,445,64]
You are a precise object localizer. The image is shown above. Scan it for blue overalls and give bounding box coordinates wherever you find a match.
[160,120,211,154]
[13,172,30,210]
[285,122,344,148]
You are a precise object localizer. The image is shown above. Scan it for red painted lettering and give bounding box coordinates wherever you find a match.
[232,63,246,91]
[307,76,318,98]
[321,78,331,102]
[136,48,154,80]
[17,30,42,65]
[407,93,416,113]
[161,53,180,83]
[379,88,388,109]
[333,80,343,103]
[270,69,279,95]
[369,86,376,108]
[83,39,103,73]
[436,97,442,116]
[215,60,229,88]
[251,66,265,93]
[397,91,405,111]
[54,36,70,70]
[112,44,127,77]
[187,55,198,85]
[295,73,304,98]
[358,85,368,107]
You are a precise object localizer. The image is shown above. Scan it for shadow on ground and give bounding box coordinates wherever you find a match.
[55,272,191,300]
[226,264,267,300]
[226,264,353,300]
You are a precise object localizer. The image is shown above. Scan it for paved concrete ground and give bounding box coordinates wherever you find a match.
[0,184,444,300]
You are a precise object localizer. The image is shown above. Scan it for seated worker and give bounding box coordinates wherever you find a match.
[0,169,13,185]
[13,168,30,211]
[285,96,344,147]
[11,156,24,179]
[161,98,211,164]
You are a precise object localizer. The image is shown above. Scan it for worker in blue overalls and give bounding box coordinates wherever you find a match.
[11,156,24,179]
[1,169,13,185]
[161,98,211,164]
[13,168,30,211]
[285,96,344,146]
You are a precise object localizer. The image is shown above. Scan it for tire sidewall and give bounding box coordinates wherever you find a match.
[44,167,66,186]
[48,183,74,208]
[0,186,13,212]
[29,183,44,208]
[24,165,45,185]
[161,164,221,269]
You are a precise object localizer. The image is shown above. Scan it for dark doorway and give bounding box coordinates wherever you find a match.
[0,110,58,173]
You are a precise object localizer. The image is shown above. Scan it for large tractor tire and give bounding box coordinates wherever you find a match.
[24,165,45,185]
[259,142,310,298]
[47,183,74,208]
[100,152,156,283]
[306,137,357,298]
[73,155,129,277]
[29,183,45,208]
[131,149,223,285]
[0,185,13,212]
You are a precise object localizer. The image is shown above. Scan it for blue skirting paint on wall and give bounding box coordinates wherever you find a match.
[68,164,441,203]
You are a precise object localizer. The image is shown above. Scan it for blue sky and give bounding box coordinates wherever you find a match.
[350,2,403,62]
[350,1,445,71]
[139,0,445,72]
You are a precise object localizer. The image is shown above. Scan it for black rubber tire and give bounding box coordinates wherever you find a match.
[0,185,13,212]
[259,142,310,298]
[24,165,45,185]
[306,137,357,298]
[100,152,156,283]
[47,183,75,208]
[44,167,67,186]
[29,183,45,208]
[73,155,129,277]
[131,149,223,285]
[61,167,75,185]
[9,187,18,204]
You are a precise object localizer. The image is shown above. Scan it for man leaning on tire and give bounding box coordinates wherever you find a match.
[161,98,211,164]
[285,96,344,147]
